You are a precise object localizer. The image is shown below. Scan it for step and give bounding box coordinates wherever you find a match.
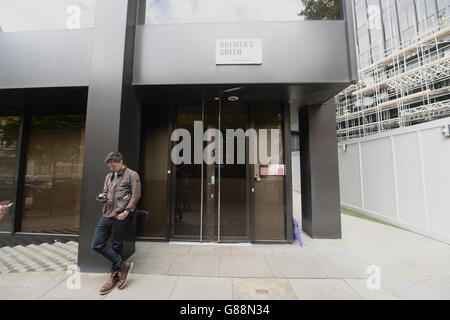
[0,246,36,272]
[13,245,61,272]
[25,244,72,269]
[53,242,78,256]
[39,243,77,264]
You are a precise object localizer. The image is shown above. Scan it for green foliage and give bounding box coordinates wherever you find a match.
[341,207,406,230]
[0,117,21,146]
[26,115,86,162]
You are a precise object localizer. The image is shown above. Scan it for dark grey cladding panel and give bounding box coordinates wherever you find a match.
[0,29,93,89]
[133,21,353,85]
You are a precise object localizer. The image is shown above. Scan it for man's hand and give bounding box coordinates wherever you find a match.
[0,205,7,221]
[115,210,130,221]
[96,193,107,202]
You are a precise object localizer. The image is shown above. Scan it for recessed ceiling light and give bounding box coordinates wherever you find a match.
[228,96,239,101]
[223,87,244,93]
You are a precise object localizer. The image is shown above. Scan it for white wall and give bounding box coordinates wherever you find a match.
[338,118,450,244]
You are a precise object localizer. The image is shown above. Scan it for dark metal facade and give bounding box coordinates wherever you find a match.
[0,0,358,272]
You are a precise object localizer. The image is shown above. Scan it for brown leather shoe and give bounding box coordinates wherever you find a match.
[117,261,134,290]
[99,272,120,295]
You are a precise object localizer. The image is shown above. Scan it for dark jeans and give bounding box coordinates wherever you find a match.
[91,215,126,273]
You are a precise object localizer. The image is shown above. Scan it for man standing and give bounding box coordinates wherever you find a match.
[92,152,141,295]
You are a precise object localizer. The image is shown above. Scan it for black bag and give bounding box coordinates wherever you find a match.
[126,172,149,222]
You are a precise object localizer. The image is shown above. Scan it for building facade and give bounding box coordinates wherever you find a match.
[336,0,450,142]
[0,0,357,271]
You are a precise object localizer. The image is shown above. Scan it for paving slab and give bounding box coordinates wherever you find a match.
[169,276,232,300]
[270,244,316,257]
[289,279,361,300]
[135,242,153,254]
[230,246,273,256]
[233,278,297,300]
[168,254,220,277]
[0,272,23,288]
[188,245,231,256]
[219,256,272,278]
[39,273,108,300]
[104,274,178,300]
[149,243,191,254]
[266,255,328,279]
[131,253,177,275]
[395,277,450,300]
[312,253,368,279]
[0,272,69,300]
[344,279,398,300]
[375,267,435,295]
[437,273,450,286]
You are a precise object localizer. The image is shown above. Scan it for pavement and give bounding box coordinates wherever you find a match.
[0,214,449,300]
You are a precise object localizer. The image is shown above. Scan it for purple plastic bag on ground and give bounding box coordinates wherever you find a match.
[293,218,303,247]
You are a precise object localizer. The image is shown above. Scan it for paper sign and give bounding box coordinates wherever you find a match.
[259,165,285,177]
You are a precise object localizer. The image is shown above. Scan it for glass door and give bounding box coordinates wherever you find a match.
[216,98,250,242]
[170,89,251,242]
[252,104,286,241]
[171,104,203,240]
[201,89,251,242]
[170,88,285,242]
[201,92,219,241]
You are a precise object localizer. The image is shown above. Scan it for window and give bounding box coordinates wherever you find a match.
[355,0,368,28]
[0,116,21,232]
[415,0,437,31]
[20,114,85,234]
[141,0,343,25]
[398,1,417,42]
[355,0,371,61]
[381,0,400,51]
[437,0,450,18]
[367,0,384,60]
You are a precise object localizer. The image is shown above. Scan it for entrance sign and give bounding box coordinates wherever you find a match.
[216,39,262,65]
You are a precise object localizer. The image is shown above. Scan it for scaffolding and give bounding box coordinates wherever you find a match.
[336,15,450,142]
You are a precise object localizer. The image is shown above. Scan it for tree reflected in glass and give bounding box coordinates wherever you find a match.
[21,114,86,234]
[298,0,342,20]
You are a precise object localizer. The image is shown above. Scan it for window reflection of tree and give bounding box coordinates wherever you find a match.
[298,0,342,20]
[22,114,86,234]
[0,117,20,231]
[27,115,85,181]
[0,117,20,176]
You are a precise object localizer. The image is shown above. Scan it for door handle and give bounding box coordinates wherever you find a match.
[254,164,261,182]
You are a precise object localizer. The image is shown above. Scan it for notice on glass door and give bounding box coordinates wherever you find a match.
[260,165,285,177]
